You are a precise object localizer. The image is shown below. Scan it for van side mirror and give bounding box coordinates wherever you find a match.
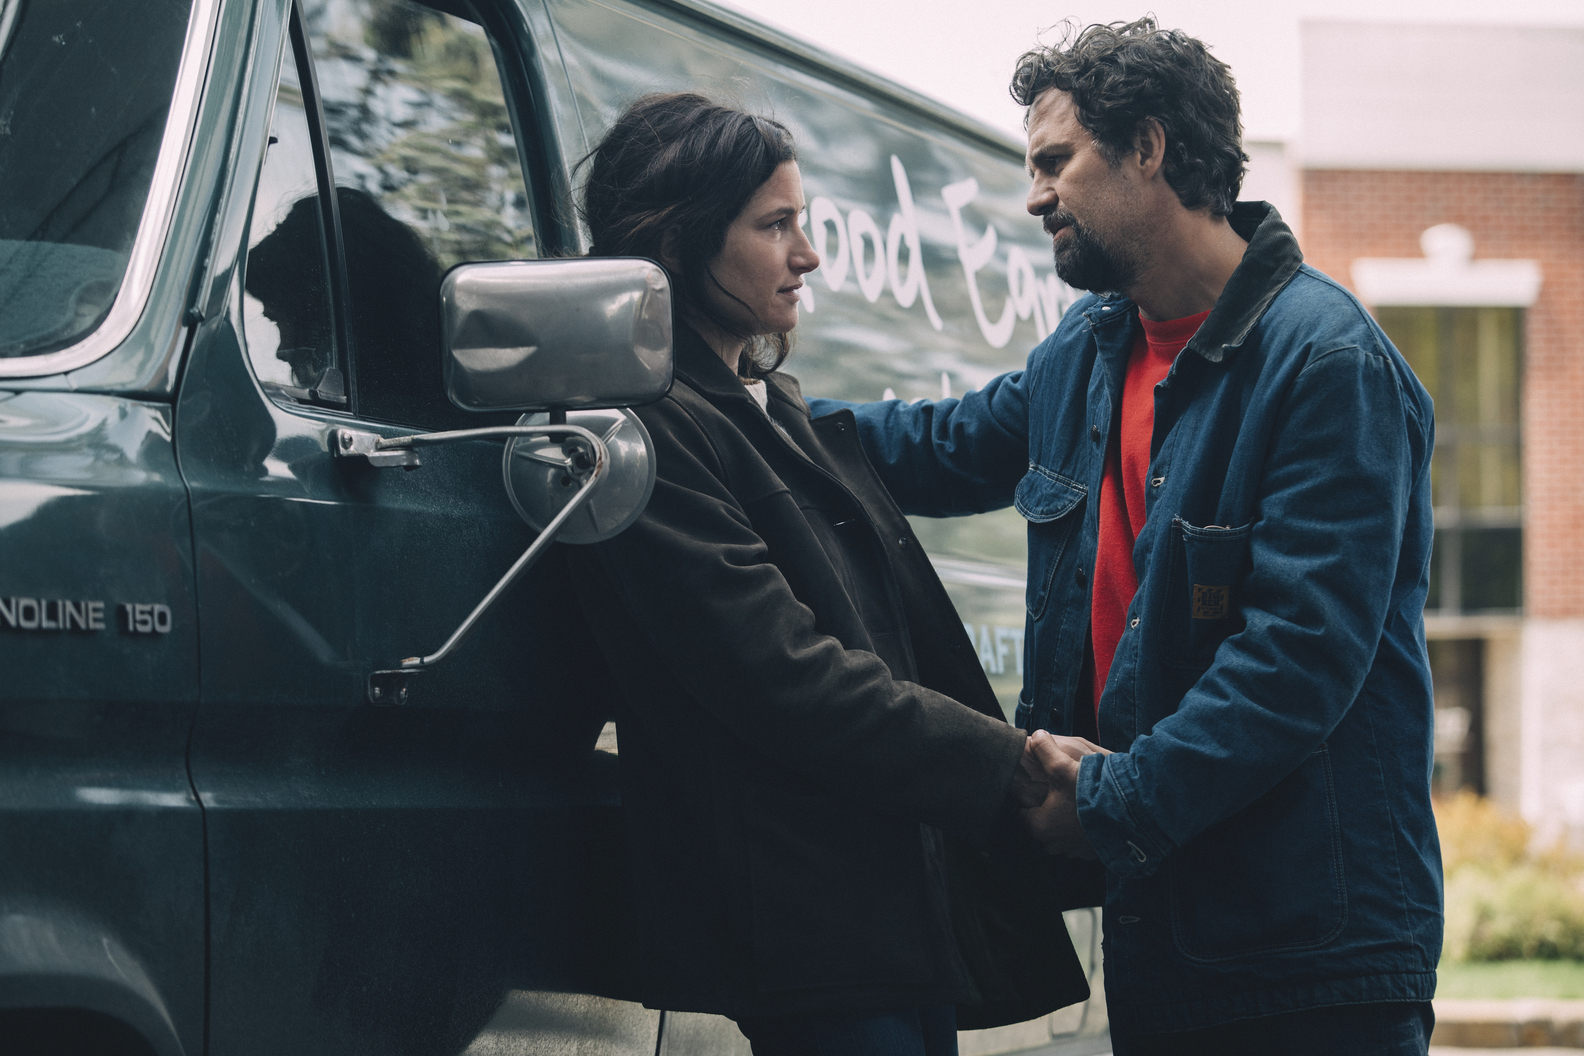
[333,257,673,704]
[442,258,672,412]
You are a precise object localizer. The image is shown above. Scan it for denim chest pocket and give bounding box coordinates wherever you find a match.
[1168,745,1347,962]
[1015,468,1086,619]
[1158,518,1252,669]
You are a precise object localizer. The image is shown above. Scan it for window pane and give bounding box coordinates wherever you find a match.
[1428,639,1484,796]
[1381,305,1523,614]
[1473,308,1520,428]
[0,0,194,358]
[243,40,340,405]
[303,0,535,426]
[1448,309,1521,432]
[1461,527,1522,612]
[1442,307,1519,429]
[1457,442,1521,510]
[1378,307,1438,401]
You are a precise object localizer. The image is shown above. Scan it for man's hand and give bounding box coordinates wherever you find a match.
[1021,731,1109,859]
[1007,736,1052,808]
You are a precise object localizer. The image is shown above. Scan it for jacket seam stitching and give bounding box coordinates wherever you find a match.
[1024,462,1086,491]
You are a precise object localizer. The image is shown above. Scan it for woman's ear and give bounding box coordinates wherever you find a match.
[659,227,682,273]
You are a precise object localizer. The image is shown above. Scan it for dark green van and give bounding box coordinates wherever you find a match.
[0,0,1105,1052]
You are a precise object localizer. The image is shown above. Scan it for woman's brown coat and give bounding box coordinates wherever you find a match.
[568,329,1088,1022]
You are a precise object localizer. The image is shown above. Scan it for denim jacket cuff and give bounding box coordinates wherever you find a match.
[1076,752,1172,879]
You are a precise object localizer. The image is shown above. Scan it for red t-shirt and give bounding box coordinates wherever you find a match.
[1090,310,1210,717]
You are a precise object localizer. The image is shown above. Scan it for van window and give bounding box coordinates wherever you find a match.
[301,0,537,427]
[243,31,343,407]
[0,0,194,359]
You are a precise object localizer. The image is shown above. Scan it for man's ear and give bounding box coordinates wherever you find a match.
[1134,118,1167,181]
[659,227,682,273]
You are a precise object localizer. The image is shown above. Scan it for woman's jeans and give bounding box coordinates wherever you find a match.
[736,1004,957,1056]
[1110,1000,1434,1056]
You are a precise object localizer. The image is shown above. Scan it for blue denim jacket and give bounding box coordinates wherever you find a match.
[809,204,1442,1033]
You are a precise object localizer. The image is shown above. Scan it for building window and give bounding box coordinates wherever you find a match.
[1428,638,1484,796]
[1378,306,1523,615]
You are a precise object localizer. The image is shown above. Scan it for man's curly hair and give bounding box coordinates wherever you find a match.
[1010,17,1248,216]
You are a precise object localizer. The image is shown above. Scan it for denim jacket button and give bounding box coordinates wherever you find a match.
[1090,425,1102,442]
[1150,476,1165,487]
[1127,841,1148,863]
[1075,566,1087,585]
[1130,617,1140,629]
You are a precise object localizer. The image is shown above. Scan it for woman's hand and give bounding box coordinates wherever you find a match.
[1021,731,1110,858]
[1007,731,1105,806]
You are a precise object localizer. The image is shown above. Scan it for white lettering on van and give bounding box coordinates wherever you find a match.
[846,208,886,303]
[963,622,1026,676]
[808,158,1076,350]
[942,177,1016,348]
[885,157,942,330]
[809,196,849,297]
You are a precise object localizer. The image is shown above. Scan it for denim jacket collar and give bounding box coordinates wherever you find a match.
[1080,201,1304,364]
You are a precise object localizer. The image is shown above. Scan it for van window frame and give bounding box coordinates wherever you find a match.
[271,0,555,423]
[287,0,357,409]
[0,0,220,380]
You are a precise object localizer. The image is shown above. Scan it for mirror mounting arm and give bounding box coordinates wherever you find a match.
[332,423,601,468]
[338,423,610,705]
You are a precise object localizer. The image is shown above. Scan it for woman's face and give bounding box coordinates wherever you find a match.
[704,161,820,339]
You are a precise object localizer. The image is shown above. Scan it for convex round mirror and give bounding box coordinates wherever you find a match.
[503,409,656,544]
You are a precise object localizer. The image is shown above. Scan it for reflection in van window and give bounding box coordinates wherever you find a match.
[0,0,193,359]
[301,0,535,426]
[243,36,341,406]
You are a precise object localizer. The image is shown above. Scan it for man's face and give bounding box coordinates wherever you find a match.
[1024,90,1148,294]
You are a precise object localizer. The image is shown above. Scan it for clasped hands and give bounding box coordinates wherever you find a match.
[1006,730,1110,859]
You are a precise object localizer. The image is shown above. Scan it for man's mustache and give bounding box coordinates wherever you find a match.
[1042,211,1077,238]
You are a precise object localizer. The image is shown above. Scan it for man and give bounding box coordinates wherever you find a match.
[809,18,1442,1055]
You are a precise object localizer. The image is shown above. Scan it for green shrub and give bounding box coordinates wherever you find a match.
[1436,789,1533,873]
[1445,865,1584,961]
[1436,791,1584,963]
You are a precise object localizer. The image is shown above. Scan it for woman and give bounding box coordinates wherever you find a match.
[567,93,1088,1056]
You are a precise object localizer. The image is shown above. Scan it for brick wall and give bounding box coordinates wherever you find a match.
[1303,171,1584,618]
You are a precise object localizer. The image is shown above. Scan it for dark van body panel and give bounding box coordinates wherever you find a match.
[0,390,204,1055]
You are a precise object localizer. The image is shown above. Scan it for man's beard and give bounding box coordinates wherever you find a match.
[1044,210,1138,294]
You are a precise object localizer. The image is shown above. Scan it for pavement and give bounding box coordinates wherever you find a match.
[1431,1000,1584,1048]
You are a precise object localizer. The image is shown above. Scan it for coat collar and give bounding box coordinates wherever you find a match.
[1081,201,1304,364]
[670,324,810,419]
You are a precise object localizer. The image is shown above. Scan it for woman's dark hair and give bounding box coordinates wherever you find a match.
[580,92,798,378]
[1010,18,1247,217]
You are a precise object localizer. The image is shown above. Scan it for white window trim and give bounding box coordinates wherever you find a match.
[1352,223,1542,308]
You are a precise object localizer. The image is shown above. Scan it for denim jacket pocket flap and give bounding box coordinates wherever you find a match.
[1014,467,1086,524]
[1158,517,1253,669]
[1016,468,1087,619]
